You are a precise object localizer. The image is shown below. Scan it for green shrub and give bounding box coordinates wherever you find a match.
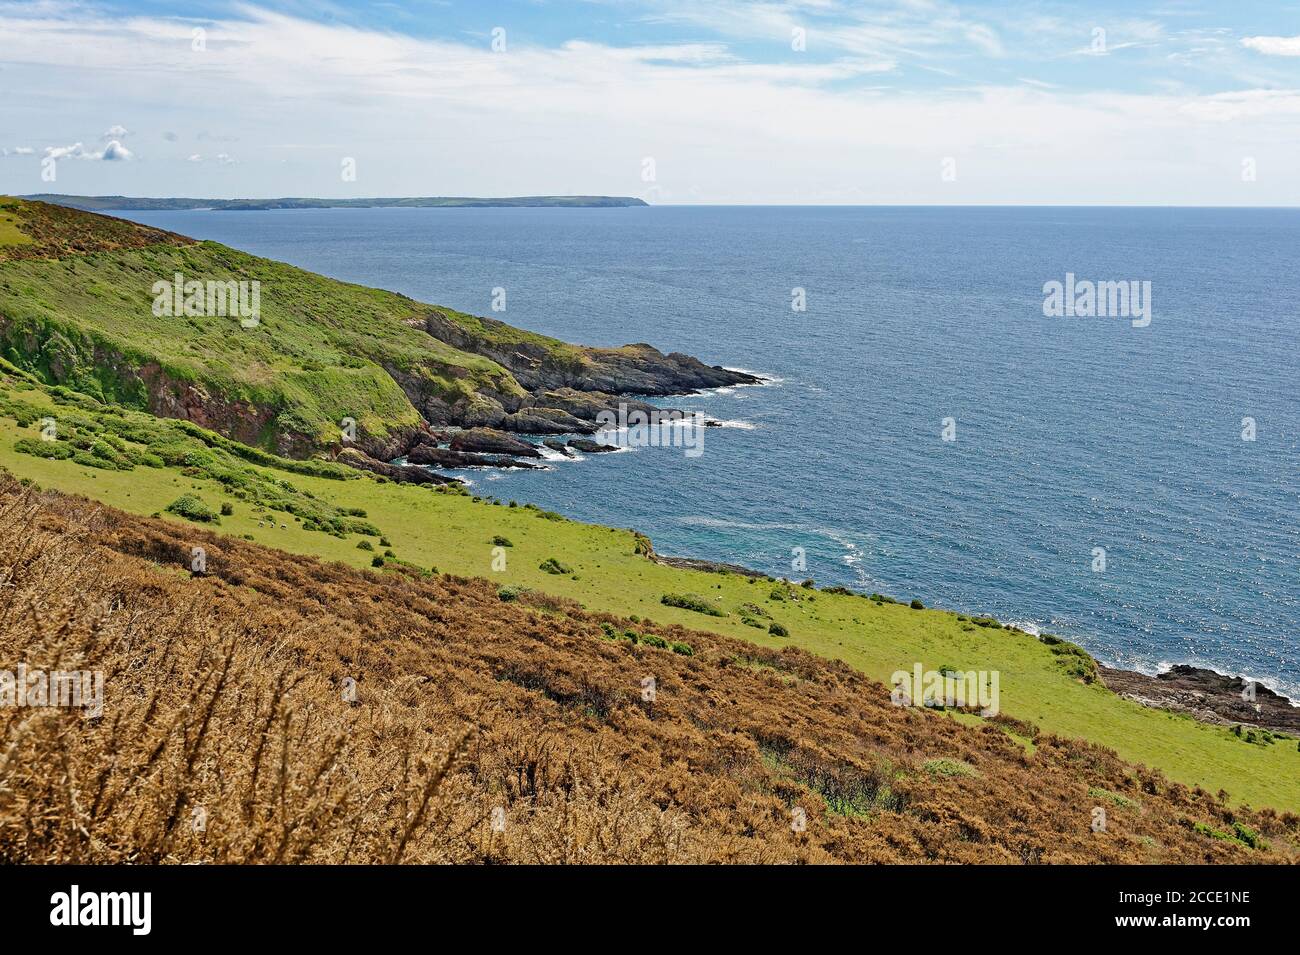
[661,593,724,616]
[640,634,669,650]
[769,622,789,638]
[910,599,924,610]
[220,502,234,516]
[670,642,694,657]
[1232,821,1264,849]
[1088,787,1140,810]
[14,438,73,461]
[164,494,220,524]
[371,555,385,568]
[357,540,374,551]
[923,758,980,779]
[1047,640,1099,683]
[492,535,514,547]
[1191,820,1263,849]
[539,557,572,575]
[498,586,522,602]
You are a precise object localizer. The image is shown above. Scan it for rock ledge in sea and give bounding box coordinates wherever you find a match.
[1098,663,1300,735]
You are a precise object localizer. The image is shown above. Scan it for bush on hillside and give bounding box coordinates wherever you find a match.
[661,593,724,617]
[164,494,220,524]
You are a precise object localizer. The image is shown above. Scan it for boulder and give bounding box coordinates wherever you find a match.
[568,438,619,453]
[449,428,542,457]
[336,448,462,485]
[406,444,545,470]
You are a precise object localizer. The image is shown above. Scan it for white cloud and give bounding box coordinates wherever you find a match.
[42,143,90,161]
[1177,88,1300,122]
[1241,36,1300,57]
[0,147,35,158]
[101,140,133,160]
[0,4,1296,203]
[41,141,134,161]
[102,124,129,140]
[187,153,202,162]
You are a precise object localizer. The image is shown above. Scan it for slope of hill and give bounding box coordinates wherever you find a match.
[3,475,1294,863]
[2,361,1298,814]
[0,198,754,459]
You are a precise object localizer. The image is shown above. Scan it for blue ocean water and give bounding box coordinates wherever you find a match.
[126,206,1300,698]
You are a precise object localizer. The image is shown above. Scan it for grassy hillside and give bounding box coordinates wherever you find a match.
[0,198,531,455]
[0,195,189,261]
[4,475,1294,863]
[3,364,1298,814]
[0,197,749,457]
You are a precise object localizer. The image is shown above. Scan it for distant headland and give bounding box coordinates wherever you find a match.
[23,194,650,212]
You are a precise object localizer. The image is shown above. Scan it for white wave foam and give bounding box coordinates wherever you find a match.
[1007,619,1042,638]
[727,367,784,386]
[535,445,572,462]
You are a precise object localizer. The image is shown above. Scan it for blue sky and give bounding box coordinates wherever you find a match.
[2,0,1299,203]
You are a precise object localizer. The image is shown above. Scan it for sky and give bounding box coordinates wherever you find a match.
[1,0,1299,204]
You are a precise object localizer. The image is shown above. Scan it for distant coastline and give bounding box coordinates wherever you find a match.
[23,194,649,212]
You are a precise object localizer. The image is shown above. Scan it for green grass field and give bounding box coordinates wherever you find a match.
[0,208,33,249]
[3,374,1297,813]
[0,239,528,450]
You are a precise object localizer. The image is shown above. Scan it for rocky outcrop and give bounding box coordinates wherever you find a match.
[652,555,769,578]
[568,343,762,396]
[421,309,762,396]
[542,439,574,458]
[336,448,462,486]
[524,388,677,426]
[1099,664,1300,735]
[406,444,545,470]
[449,428,543,458]
[568,438,619,453]
[500,407,593,434]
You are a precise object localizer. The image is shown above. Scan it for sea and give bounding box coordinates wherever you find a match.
[123,205,1300,699]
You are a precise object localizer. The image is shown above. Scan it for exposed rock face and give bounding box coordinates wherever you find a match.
[526,388,678,426]
[568,343,762,396]
[335,448,462,486]
[406,444,545,470]
[567,438,619,453]
[379,363,525,433]
[449,428,543,458]
[652,555,769,578]
[421,310,761,395]
[500,407,593,434]
[1099,664,1300,735]
[542,439,574,458]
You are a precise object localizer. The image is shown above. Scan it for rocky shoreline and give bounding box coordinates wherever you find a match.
[338,350,762,482]
[1099,664,1300,735]
[649,547,1297,735]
